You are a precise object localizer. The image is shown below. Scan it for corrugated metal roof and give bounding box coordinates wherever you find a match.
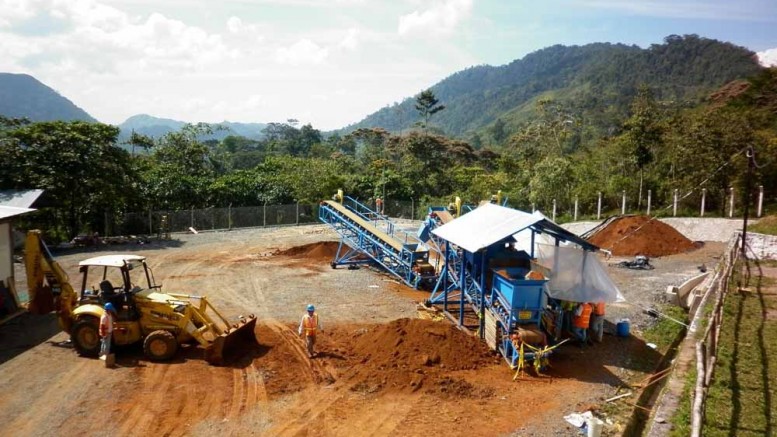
[0,189,44,208]
[0,205,35,220]
[431,203,598,253]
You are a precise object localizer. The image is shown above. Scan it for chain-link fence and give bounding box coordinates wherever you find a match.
[117,203,323,236]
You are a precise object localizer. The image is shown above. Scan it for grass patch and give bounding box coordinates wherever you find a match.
[703,261,777,436]
[643,305,689,351]
[669,366,697,437]
[749,215,777,235]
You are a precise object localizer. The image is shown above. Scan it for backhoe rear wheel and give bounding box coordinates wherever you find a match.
[71,318,100,357]
[143,330,178,361]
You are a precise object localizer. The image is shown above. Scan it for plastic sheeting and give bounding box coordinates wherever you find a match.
[536,243,625,303]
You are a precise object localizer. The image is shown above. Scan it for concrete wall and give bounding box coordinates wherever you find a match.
[746,232,777,260]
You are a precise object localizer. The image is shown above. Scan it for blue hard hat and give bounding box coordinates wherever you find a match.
[104,302,115,311]
[307,304,315,312]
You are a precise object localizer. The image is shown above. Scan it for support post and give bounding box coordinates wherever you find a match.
[479,251,486,339]
[673,189,678,217]
[621,191,626,215]
[701,188,706,217]
[459,252,466,327]
[228,204,232,230]
[729,187,734,218]
[263,202,267,227]
[552,199,557,222]
[647,190,652,216]
[597,192,602,220]
[574,196,578,221]
[190,207,194,229]
[742,147,755,257]
[148,210,152,235]
[757,185,764,218]
[411,198,415,220]
[531,203,535,213]
[296,202,300,225]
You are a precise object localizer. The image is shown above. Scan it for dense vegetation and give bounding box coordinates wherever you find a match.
[1,36,776,241]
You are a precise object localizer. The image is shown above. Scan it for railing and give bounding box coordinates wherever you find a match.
[690,234,741,437]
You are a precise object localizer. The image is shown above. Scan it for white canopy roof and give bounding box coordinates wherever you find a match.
[431,203,597,253]
[79,254,146,267]
[0,205,35,220]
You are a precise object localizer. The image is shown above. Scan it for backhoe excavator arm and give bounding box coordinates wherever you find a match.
[25,230,77,333]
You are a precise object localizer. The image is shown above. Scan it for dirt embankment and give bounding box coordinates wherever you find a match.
[588,215,697,257]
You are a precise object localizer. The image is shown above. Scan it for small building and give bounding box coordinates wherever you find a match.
[0,189,43,321]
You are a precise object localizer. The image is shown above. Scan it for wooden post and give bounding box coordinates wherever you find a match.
[701,188,706,217]
[411,198,415,220]
[597,192,602,220]
[673,189,679,217]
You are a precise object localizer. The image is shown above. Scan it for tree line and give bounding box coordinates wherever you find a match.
[2,68,776,241]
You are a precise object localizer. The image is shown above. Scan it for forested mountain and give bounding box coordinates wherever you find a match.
[0,73,96,122]
[117,114,267,142]
[345,35,761,142]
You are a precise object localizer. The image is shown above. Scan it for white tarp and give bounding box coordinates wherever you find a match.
[536,243,625,303]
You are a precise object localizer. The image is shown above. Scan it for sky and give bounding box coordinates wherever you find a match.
[1,0,776,130]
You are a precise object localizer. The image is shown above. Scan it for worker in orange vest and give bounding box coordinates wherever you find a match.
[589,302,606,343]
[298,304,323,358]
[572,302,593,345]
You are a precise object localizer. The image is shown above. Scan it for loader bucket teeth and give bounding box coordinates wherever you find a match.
[204,315,258,365]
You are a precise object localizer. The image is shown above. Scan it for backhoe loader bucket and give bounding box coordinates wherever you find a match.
[204,314,258,365]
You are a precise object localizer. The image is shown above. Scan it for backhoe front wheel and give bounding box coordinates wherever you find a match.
[71,318,101,357]
[143,330,178,361]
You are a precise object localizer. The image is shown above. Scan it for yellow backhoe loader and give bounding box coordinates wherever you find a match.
[25,230,256,364]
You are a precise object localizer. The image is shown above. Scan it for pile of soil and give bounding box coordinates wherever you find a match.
[274,241,340,261]
[344,318,495,395]
[587,215,696,257]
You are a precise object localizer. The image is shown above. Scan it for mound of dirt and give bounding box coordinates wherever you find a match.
[345,318,495,394]
[587,215,696,257]
[274,241,340,261]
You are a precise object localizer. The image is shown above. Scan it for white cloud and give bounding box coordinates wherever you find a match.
[275,39,329,65]
[573,0,776,21]
[757,48,777,67]
[398,0,473,37]
[338,28,360,50]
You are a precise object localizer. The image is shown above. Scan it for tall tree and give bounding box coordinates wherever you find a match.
[622,85,662,210]
[415,89,445,131]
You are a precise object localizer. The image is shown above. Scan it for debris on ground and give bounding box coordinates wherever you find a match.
[614,255,655,270]
[586,215,697,257]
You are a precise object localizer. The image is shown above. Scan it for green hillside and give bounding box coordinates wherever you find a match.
[0,73,96,122]
[345,35,761,142]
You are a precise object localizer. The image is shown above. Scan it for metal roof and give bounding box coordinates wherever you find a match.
[79,254,146,267]
[0,205,35,220]
[0,189,44,208]
[431,203,598,253]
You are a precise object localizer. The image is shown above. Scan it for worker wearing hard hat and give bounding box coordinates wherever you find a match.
[99,302,117,360]
[298,304,323,358]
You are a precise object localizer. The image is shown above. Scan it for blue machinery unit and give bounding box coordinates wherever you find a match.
[318,196,435,288]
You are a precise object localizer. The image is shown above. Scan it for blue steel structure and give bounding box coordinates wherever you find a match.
[318,196,435,288]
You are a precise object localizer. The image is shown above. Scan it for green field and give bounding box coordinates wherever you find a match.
[703,260,777,436]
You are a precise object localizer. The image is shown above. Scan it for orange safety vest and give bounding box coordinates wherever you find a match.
[593,302,606,316]
[303,314,319,337]
[573,303,592,329]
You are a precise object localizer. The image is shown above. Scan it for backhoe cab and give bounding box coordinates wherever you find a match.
[25,230,257,364]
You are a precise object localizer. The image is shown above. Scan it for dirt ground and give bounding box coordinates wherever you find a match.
[0,223,728,436]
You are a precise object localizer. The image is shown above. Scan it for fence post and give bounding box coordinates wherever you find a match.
[574,196,578,221]
[729,187,734,218]
[148,210,152,235]
[211,207,215,230]
[412,198,415,220]
[263,202,267,227]
[701,188,706,217]
[190,207,194,229]
[647,190,652,216]
[597,192,602,220]
[531,203,535,213]
[673,189,679,217]
[296,202,300,226]
[228,204,232,230]
[757,185,764,218]
[621,191,626,215]
[552,199,557,222]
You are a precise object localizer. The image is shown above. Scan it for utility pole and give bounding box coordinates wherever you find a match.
[741,147,755,257]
